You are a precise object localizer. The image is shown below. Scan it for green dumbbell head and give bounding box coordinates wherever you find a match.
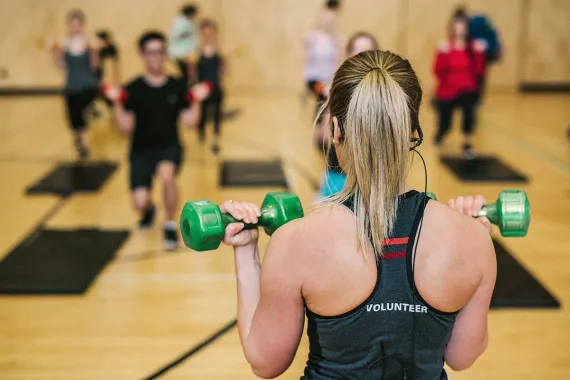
[180,200,226,251]
[425,190,530,237]
[479,190,530,238]
[259,191,304,236]
[180,191,304,251]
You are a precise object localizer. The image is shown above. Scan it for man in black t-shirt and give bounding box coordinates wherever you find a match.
[105,31,208,249]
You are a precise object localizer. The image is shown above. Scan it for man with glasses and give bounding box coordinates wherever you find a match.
[106,31,208,249]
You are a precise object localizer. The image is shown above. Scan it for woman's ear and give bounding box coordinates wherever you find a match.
[332,116,343,144]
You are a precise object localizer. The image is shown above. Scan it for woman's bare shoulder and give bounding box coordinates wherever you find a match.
[416,201,495,311]
[271,204,355,252]
[423,200,494,255]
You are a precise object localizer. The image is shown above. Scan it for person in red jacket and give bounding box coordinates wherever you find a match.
[434,11,486,159]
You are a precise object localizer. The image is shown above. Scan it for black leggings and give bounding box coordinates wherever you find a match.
[65,89,98,131]
[198,88,224,138]
[436,92,478,138]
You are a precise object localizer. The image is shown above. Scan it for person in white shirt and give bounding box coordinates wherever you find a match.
[168,4,199,86]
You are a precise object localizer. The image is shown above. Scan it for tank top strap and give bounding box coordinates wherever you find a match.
[376,191,427,298]
[340,190,426,266]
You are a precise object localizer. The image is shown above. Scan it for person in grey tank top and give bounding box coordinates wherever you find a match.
[214,50,497,380]
[46,9,100,158]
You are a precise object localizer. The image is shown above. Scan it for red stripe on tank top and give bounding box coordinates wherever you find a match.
[382,251,406,260]
[382,237,409,246]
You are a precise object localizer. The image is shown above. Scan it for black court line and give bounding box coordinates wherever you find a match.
[142,319,238,380]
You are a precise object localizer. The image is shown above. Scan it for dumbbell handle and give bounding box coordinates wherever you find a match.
[477,203,498,225]
[221,207,277,230]
[427,192,498,223]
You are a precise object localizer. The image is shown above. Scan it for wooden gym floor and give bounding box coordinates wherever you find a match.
[0,90,569,379]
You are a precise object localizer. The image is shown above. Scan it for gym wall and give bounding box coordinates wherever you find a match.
[0,0,567,92]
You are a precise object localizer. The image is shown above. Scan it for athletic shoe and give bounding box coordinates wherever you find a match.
[139,204,156,230]
[163,227,179,250]
[463,144,477,160]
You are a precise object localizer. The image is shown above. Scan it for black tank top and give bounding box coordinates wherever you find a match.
[302,191,457,380]
[197,52,222,88]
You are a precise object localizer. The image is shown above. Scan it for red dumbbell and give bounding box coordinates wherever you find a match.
[313,82,326,96]
[187,81,213,102]
[101,83,128,103]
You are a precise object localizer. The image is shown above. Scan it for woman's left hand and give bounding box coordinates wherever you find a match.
[220,201,261,249]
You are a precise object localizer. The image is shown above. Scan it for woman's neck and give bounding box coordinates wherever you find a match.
[452,37,466,48]
[202,43,217,55]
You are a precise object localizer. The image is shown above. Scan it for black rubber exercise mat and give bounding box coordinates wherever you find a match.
[441,156,528,182]
[220,160,288,188]
[26,161,118,196]
[0,228,129,295]
[491,239,560,308]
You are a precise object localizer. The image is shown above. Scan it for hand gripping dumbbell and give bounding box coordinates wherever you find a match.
[180,191,304,251]
[426,190,530,237]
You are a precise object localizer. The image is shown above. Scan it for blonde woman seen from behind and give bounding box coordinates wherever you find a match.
[220,51,496,379]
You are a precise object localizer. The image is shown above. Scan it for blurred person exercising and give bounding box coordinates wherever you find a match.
[454,6,502,104]
[433,10,486,159]
[304,1,343,106]
[105,31,208,249]
[219,50,496,379]
[169,3,199,86]
[319,32,379,198]
[46,9,100,158]
[92,30,121,116]
[194,19,226,155]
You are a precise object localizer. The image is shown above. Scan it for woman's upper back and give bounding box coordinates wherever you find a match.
[296,191,488,379]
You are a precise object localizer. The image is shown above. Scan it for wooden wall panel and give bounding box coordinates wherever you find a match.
[0,0,220,87]
[405,0,459,91]
[339,0,402,53]
[0,0,567,90]
[523,0,570,83]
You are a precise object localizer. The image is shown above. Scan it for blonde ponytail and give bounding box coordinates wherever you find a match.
[318,51,422,256]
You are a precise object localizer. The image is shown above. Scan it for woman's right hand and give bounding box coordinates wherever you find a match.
[220,201,261,250]
[448,195,492,234]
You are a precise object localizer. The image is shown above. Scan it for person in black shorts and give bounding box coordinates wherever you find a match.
[194,19,225,155]
[105,31,208,249]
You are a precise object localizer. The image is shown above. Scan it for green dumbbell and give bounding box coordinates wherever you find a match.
[425,190,530,237]
[180,191,304,251]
